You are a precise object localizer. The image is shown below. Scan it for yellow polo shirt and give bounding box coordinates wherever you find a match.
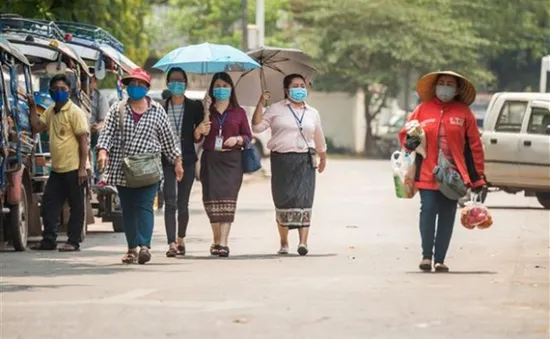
[40,100,89,173]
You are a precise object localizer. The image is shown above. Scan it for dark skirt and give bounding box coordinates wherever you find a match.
[270,152,316,229]
[200,150,243,223]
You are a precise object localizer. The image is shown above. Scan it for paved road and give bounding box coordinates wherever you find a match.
[1,159,548,339]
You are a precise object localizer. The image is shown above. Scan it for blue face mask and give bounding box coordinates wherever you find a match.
[49,89,70,104]
[127,85,148,100]
[289,88,308,102]
[212,87,232,101]
[167,81,186,97]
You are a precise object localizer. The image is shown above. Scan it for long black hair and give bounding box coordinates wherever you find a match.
[208,72,239,108]
[283,73,306,99]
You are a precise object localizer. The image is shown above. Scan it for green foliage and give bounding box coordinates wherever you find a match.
[1,0,151,65]
[293,0,550,93]
[164,0,294,51]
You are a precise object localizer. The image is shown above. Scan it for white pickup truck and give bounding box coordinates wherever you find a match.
[480,92,550,209]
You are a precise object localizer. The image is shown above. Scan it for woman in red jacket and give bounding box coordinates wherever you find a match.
[399,71,486,273]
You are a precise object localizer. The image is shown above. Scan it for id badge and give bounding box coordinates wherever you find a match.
[215,136,224,150]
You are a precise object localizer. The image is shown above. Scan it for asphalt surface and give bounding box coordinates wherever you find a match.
[1,159,549,339]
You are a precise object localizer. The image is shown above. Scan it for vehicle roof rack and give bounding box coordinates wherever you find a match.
[0,17,65,41]
[55,21,124,53]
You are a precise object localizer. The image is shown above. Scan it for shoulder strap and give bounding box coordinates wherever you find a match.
[118,99,127,155]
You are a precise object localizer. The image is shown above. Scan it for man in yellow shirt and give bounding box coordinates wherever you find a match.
[28,74,89,251]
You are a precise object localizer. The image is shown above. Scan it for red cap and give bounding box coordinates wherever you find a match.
[122,68,151,86]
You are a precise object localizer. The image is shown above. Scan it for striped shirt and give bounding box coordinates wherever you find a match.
[167,102,184,139]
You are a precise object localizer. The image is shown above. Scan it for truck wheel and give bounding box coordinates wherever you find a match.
[7,185,29,251]
[535,192,550,209]
[112,216,124,233]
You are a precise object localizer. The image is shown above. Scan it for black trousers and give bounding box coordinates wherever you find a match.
[163,163,195,243]
[41,170,85,246]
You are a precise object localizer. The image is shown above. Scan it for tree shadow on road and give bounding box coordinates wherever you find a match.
[0,283,83,293]
[180,253,338,261]
[486,205,546,211]
[405,270,497,275]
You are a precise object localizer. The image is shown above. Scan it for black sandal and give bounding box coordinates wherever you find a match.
[210,244,220,255]
[177,245,186,256]
[166,246,178,258]
[30,241,57,251]
[218,246,230,257]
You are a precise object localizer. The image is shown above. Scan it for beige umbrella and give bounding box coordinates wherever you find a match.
[231,47,317,107]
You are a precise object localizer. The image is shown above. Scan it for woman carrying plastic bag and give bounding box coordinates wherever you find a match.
[398,70,486,273]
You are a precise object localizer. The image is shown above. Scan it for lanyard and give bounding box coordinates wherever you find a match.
[170,101,185,136]
[216,111,228,135]
[287,104,306,130]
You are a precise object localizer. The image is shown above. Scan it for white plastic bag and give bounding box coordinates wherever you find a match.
[404,120,426,158]
[391,150,417,199]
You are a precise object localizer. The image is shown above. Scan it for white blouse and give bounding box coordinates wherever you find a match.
[252,99,327,154]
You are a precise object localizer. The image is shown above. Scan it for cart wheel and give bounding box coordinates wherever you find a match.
[112,216,124,233]
[6,185,29,251]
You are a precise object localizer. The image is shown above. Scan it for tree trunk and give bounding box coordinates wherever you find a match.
[363,91,377,157]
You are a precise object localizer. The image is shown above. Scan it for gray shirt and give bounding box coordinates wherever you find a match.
[90,88,109,127]
[167,102,185,139]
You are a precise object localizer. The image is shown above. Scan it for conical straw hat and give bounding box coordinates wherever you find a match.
[416,70,476,106]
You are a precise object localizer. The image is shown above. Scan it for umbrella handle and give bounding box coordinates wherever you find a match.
[260,67,267,92]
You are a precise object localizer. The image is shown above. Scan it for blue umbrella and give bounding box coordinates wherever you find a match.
[153,42,261,74]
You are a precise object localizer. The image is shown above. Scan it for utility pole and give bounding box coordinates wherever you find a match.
[255,0,265,47]
[241,0,248,51]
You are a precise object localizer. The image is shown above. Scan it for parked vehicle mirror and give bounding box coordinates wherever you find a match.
[45,62,67,75]
[94,58,106,80]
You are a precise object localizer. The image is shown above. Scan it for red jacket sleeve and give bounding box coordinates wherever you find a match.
[398,106,420,148]
[465,110,485,187]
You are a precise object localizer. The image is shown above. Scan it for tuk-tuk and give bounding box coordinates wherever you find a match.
[0,16,95,241]
[54,21,139,233]
[0,37,40,251]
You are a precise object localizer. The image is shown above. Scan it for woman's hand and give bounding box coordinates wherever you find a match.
[195,121,211,136]
[97,150,109,170]
[174,160,184,182]
[318,154,327,173]
[259,91,271,105]
[202,95,212,111]
[223,136,241,147]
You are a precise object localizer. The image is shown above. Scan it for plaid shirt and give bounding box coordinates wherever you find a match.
[96,99,181,187]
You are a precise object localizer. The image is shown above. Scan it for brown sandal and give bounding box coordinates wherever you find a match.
[419,258,432,272]
[138,247,151,264]
[121,250,138,264]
